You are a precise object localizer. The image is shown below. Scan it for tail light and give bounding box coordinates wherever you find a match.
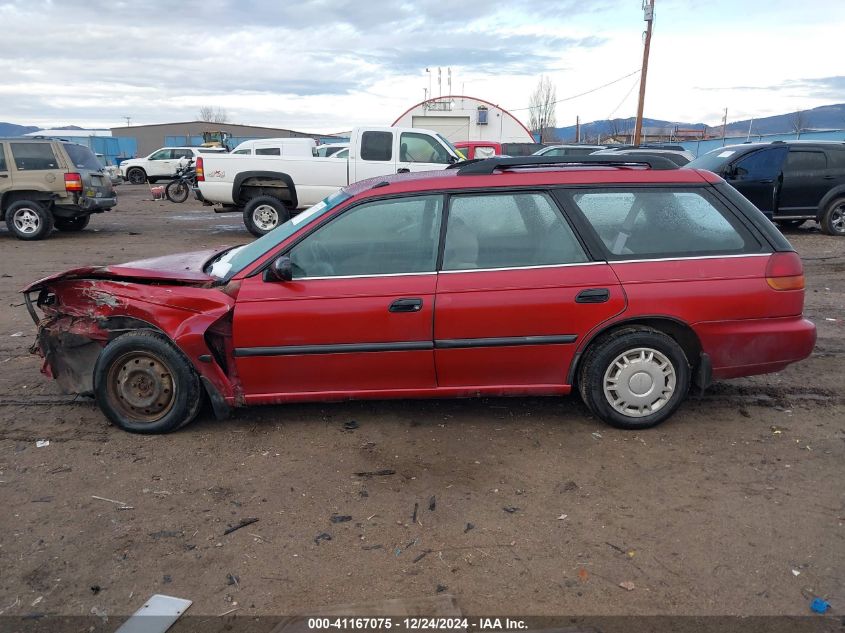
[766,251,805,291]
[196,156,204,182]
[64,173,83,192]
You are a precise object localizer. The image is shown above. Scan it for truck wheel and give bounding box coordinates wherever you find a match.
[820,197,845,236]
[55,215,91,232]
[578,327,690,430]
[93,331,203,434]
[126,167,146,185]
[243,196,290,237]
[6,200,54,240]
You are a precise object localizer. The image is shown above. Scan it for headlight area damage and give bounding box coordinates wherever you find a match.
[22,259,240,421]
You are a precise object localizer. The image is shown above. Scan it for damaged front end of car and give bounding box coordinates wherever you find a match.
[23,260,243,419]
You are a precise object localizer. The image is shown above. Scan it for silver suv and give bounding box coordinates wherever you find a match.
[0,138,116,240]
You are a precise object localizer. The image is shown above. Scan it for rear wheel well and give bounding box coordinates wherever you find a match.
[1,190,55,216]
[572,318,701,385]
[237,178,294,207]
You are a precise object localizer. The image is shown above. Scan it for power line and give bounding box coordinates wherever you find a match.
[606,74,641,120]
[509,69,641,112]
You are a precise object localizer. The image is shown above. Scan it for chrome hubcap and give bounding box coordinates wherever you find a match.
[13,208,40,234]
[603,347,676,418]
[107,352,175,422]
[253,204,279,231]
[832,205,845,233]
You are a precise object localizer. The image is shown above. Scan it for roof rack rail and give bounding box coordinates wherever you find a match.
[455,154,678,175]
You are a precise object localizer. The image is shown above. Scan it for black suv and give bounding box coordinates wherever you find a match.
[0,138,117,240]
[686,141,845,235]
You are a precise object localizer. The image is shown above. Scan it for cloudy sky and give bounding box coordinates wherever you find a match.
[1,0,844,133]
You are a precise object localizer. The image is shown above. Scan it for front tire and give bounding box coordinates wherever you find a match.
[243,195,290,237]
[578,327,690,430]
[93,331,203,434]
[126,167,146,185]
[55,215,91,232]
[166,180,190,203]
[820,197,845,236]
[6,200,54,240]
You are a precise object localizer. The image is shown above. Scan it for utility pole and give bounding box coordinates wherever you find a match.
[633,0,655,146]
[721,107,728,145]
[123,116,132,127]
[575,116,580,143]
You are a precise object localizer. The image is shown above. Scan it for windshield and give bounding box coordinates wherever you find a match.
[63,143,103,171]
[436,134,460,159]
[686,148,738,173]
[208,189,352,280]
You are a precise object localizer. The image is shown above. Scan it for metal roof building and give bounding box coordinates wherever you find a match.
[392,95,534,144]
[110,121,330,156]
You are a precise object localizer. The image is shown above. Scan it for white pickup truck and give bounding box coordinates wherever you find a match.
[195,126,461,235]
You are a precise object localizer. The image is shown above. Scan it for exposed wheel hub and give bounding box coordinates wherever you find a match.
[109,353,175,421]
[603,347,676,418]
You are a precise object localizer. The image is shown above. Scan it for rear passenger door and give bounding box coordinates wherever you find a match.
[778,148,829,216]
[433,191,625,388]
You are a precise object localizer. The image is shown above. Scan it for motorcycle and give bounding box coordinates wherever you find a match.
[165,159,196,203]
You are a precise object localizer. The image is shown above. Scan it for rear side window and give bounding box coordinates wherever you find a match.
[62,143,102,170]
[443,192,587,270]
[10,143,59,170]
[256,147,281,156]
[0,143,6,171]
[566,188,758,258]
[360,131,393,161]
[784,150,827,172]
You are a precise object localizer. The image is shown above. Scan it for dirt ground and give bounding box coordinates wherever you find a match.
[0,184,842,621]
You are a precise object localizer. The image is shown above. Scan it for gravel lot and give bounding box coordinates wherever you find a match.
[0,185,842,620]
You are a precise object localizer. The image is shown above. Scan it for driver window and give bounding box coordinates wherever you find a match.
[150,149,172,160]
[288,195,443,278]
[400,132,451,164]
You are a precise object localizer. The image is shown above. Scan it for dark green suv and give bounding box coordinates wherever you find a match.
[0,138,117,240]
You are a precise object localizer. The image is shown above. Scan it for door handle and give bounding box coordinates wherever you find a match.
[0,174,7,178]
[389,298,423,312]
[575,288,610,304]
[397,168,410,174]
[757,179,774,184]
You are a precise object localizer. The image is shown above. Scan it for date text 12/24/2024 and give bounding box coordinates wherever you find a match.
[307,618,528,630]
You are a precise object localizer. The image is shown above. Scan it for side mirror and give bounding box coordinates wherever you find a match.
[264,256,293,282]
[448,155,458,164]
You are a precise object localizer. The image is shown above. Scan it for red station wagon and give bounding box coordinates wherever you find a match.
[23,155,816,434]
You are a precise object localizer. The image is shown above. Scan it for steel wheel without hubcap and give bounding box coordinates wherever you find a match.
[12,208,41,235]
[106,351,175,423]
[252,204,279,231]
[603,347,676,418]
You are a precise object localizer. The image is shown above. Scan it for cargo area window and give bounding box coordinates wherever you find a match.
[442,192,587,270]
[566,188,757,258]
[0,144,6,171]
[10,143,59,171]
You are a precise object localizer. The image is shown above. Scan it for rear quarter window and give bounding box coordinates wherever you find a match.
[11,143,59,170]
[563,187,760,259]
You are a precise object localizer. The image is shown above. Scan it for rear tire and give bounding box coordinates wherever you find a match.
[165,179,190,203]
[820,197,845,236]
[243,195,290,237]
[126,167,146,185]
[93,331,203,434]
[55,215,90,232]
[578,327,690,430]
[6,200,54,240]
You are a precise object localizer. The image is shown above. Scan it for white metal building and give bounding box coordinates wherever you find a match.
[392,95,534,143]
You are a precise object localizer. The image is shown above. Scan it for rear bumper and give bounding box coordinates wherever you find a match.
[694,316,816,379]
[55,196,117,214]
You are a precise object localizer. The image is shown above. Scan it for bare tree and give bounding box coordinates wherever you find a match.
[199,106,230,124]
[789,110,806,139]
[528,76,558,143]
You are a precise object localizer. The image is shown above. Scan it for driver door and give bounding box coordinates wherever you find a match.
[397,131,453,174]
[232,194,443,399]
[727,146,788,216]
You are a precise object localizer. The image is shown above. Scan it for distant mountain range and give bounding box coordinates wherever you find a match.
[0,123,87,136]
[552,103,845,142]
